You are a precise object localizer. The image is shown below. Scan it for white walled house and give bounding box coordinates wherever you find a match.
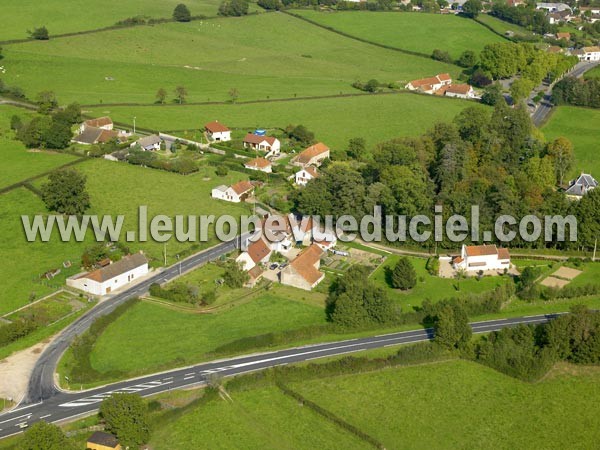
[444,84,476,99]
[244,157,272,173]
[211,180,254,203]
[577,46,600,61]
[236,237,272,271]
[205,120,231,142]
[67,253,148,296]
[280,244,325,291]
[295,167,318,186]
[131,134,162,151]
[405,73,452,93]
[452,245,510,273]
[243,134,281,155]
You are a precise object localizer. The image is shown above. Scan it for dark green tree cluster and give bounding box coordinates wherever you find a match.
[173,3,192,21]
[99,393,150,449]
[258,0,283,9]
[81,243,129,269]
[461,0,482,18]
[293,102,584,251]
[17,422,77,450]
[223,261,249,288]
[478,42,576,82]
[16,102,81,149]
[326,265,397,328]
[433,303,472,350]
[218,0,249,16]
[126,150,198,174]
[490,2,557,35]
[475,306,600,381]
[41,168,91,215]
[552,76,600,109]
[29,26,49,40]
[389,257,417,290]
[149,282,201,305]
[285,124,315,146]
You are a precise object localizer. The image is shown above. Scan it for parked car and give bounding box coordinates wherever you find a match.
[269,263,279,270]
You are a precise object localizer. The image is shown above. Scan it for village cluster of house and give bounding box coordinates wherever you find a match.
[73,117,128,145]
[235,214,337,290]
[405,73,477,99]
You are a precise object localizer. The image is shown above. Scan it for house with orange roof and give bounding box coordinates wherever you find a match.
[405,74,452,93]
[236,236,272,271]
[79,116,113,134]
[244,157,272,173]
[452,244,510,273]
[243,134,281,155]
[205,120,231,142]
[211,180,254,203]
[444,84,476,99]
[295,167,319,186]
[66,253,148,296]
[292,142,330,167]
[280,244,325,290]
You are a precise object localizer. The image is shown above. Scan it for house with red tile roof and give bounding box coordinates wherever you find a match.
[292,142,330,167]
[280,244,325,290]
[211,180,254,203]
[405,74,452,93]
[243,134,281,155]
[205,120,231,142]
[295,167,318,186]
[452,244,510,273]
[236,236,272,271]
[444,84,476,99]
[79,116,113,134]
[244,157,272,173]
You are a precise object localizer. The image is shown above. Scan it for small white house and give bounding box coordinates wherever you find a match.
[295,167,318,186]
[67,253,148,296]
[236,237,272,271]
[244,157,272,173]
[452,245,510,273]
[211,180,254,203]
[205,120,231,142]
[444,84,476,99]
[131,134,162,151]
[243,134,281,155]
[576,46,600,61]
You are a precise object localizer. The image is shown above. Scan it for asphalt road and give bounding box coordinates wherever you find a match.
[0,312,563,440]
[531,61,599,127]
[25,236,243,406]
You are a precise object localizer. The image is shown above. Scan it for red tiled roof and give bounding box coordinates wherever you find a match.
[205,120,230,133]
[304,167,318,178]
[230,180,254,196]
[244,157,271,169]
[446,84,473,95]
[556,32,571,39]
[248,265,264,281]
[247,238,271,263]
[497,248,510,260]
[243,134,278,146]
[97,129,120,143]
[295,142,329,165]
[437,73,452,82]
[290,244,323,284]
[465,245,499,257]
[84,116,112,128]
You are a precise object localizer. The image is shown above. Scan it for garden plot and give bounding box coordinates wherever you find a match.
[540,266,582,288]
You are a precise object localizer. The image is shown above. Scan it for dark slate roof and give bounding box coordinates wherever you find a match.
[136,134,161,149]
[87,431,120,447]
[73,126,103,144]
[566,173,598,196]
[78,253,148,283]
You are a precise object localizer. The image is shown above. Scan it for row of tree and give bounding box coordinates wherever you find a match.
[552,76,600,108]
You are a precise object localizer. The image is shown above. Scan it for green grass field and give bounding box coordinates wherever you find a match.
[84,94,479,149]
[78,293,324,375]
[370,255,510,307]
[293,10,505,59]
[0,106,78,188]
[584,64,600,79]
[475,13,535,38]
[542,106,600,178]
[0,157,250,313]
[149,386,366,450]
[0,0,244,41]
[2,13,459,105]
[292,359,600,449]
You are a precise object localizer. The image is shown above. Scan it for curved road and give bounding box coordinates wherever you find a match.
[0,312,562,439]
